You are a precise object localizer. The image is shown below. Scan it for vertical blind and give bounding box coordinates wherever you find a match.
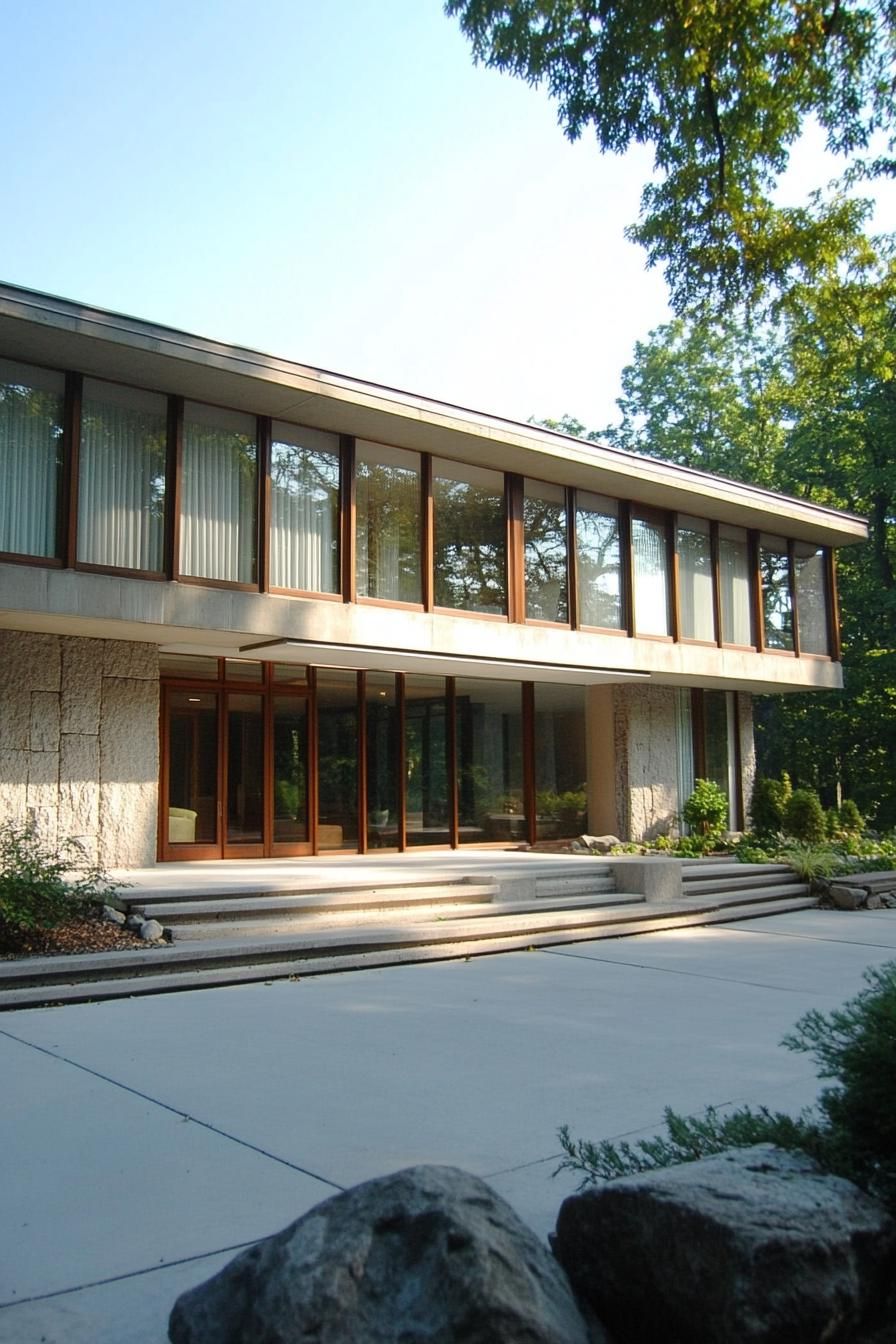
[718,526,752,645]
[632,514,670,636]
[677,516,715,641]
[77,379,168,570]
[180,402,257,583]
[0,359,64,557]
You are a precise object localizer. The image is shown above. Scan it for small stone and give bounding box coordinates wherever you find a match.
[578,834,623,853]
[140,919,164,942]
[125,913,145,930]
[102,905,126,925]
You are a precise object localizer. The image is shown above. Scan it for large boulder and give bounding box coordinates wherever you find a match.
[170,1164,600,1344]
[554,1145,895,1344]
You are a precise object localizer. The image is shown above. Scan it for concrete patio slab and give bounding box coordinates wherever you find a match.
[2,910,894,1344]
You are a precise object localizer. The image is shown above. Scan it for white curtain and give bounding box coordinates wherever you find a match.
[632,516,670,635]
[180,403,256,583]
[77,380,167,570]
[719,529,752,645]
[270,425,339,592]
[0,361,63,557]
[677,518,715,641]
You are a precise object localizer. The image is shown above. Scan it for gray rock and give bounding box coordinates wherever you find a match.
[577,835,623,854]
[865,892,883,910]
[139,918,164,942]
[830,884,867,910]
[125,913,145,930]
[554,1144,895,1344]
[169,1165,598,1344]
[101,905,126,925]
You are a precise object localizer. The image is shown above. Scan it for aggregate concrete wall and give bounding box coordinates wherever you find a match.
[739,693,756,827]
[0,630,158,867]
[613,683,682,842]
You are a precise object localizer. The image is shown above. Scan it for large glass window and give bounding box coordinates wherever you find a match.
[575,492,623,629]
[718,525,753,645]
[632,511,670,636]
[273,696,308,845]
[794,542,830,655]
[270,422,339,593]
[78,379,168,571]
[355,440,421,603]
[365,672,399,850]
[180,402,257,584]
[0,359,64,558]
[166,689,218,845]
[405,675,450,846]
[677,515,715,642]
[226,693,264,845]
[316,669,359,852]
[455,679,523,843]
[534,683,587,841]
[524,479,568,622]
[760,533,794,651]
[704,690,739,830]
[433,459,506,614]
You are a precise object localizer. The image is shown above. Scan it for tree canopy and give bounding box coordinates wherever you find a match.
[446,0,896,308]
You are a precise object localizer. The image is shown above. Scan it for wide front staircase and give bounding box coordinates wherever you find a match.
[0,855,815,1009]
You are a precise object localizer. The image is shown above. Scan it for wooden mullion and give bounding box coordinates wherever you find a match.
[169,397,184,579]
[257,415,272,592]
[787,538,800,657]
[749,530,764,652]
[446,676,458,847]
[506,474,525,622]
[827,548,842,661]
[620,501,634,636]
[421,453,434,612]
[566,487,578,629]
[710,520,723,647]
[341,435,356,603]
[667,511,681,643]
[522,682,536,845]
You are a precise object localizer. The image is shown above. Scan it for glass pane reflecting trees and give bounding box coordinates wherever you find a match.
[355,440,421,602]
[0,359,64,558]
[576,492,622,628]
[433,459,506,614]
[525,480,568,622]
[270,422,339,593]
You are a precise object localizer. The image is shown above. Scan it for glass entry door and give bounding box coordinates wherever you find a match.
[161,677,311,858]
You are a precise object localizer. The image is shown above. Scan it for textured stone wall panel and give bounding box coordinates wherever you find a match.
[29,691,61,753]
[0,630,61,693]
[98,676,159,867]
[58,734,101,859]
[739,693,756,825]
[618,685,679,841]
[102,640,159,681]
[26,749,60,849]
[61,636,103,735]
[0,749,30,827]
[0,661,32,751]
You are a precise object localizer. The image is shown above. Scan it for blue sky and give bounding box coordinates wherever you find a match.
[3,2,891,430]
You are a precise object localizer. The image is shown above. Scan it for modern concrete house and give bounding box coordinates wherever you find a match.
[0,284,867,869]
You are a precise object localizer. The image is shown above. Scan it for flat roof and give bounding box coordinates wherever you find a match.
[0,281,868,547]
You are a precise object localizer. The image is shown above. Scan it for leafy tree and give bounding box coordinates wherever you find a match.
[446,0,895,309]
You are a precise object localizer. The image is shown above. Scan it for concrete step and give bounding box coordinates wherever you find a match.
[681,862,796,881]
[167,891,645,941]
[683,872,807,897]
[0,895,817,1010]
[532,875,617,899]
[138,882,501,925]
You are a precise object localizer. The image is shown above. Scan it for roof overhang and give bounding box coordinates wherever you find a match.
[0,282,869,549]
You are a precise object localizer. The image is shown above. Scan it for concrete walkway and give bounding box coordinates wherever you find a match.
[3,908,895,1344]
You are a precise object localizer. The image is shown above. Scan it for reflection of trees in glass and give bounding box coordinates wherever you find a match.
[270,437,339,592]
[677,521,714,640]
[760,545,794,649]
[576,505,622,628]
[356,456,421,602]
[455,683,523,838]
[524,486,568,621]
[181,407,257,583]
[0,379,64,556]
[794,546,828,654]
[405,686,449,835]
[434,474,506,614]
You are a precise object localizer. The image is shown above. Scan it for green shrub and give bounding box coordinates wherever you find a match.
[749,772,792,835]
[783,788,827,844]
[837,799,865,835]
[731,834,773,864]
[777,841,842,882]
[0,820,123,935]
[557,960,896,1207]
[682,779,728,843]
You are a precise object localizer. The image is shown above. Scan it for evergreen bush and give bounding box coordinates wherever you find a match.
[682,779,728,843]
[783,788,827,844]
[749,772,792,835]
[0,820,123,935]
[837,799,864,835]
